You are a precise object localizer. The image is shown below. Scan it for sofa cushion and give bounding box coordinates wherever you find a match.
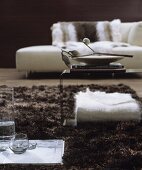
[72,21,112,42]
[50,23,65,47]
[51,19,123,47]
[128,22,142,46]
[110,19,122,42]
[51,21,112,47]
[120,22,135,43]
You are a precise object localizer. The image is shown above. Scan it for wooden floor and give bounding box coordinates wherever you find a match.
[0,69,142,97]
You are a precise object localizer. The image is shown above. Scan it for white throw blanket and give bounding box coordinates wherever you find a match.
[74,89,141,122]
[64,41,130,56]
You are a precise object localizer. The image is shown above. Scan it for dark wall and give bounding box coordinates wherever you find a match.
[0,0,142,68]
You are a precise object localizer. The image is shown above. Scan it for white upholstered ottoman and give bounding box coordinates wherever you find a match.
[16,45,67,77]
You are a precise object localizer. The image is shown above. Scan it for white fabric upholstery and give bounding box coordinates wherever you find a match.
[120,22,135,42]
[16,46,67,72]
[128,22,142,46]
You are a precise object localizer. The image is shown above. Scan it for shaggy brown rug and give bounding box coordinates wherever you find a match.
[0,84,142,170]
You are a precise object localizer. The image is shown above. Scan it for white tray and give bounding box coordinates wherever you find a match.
[0,140,65,164]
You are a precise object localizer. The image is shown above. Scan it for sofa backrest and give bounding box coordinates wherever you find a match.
[51,19,122,47]
[120,22,136,43]
[51,20,142,47]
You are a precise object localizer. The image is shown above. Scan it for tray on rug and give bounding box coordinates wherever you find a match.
[0,140,64,164]
[0,84,142,170]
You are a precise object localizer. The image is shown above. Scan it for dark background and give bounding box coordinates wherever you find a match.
[0,0,142,68]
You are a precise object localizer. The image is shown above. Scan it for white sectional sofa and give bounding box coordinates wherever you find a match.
[16,19,142,76]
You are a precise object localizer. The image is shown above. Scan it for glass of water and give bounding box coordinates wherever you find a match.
[9,133,29,154]
[0,87,15,151]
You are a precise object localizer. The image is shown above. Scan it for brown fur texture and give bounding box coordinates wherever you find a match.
[0,84,142,170]
[73,22,98,42]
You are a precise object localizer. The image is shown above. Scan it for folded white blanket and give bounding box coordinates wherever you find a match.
[74,89,141,122]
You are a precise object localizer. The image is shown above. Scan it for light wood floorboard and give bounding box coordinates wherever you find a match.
[0,69,142,97]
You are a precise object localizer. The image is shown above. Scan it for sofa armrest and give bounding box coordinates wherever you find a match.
[128,22,142,46]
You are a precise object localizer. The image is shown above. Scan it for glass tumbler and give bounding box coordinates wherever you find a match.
[0,87,15,151]
[9,133,29,154]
